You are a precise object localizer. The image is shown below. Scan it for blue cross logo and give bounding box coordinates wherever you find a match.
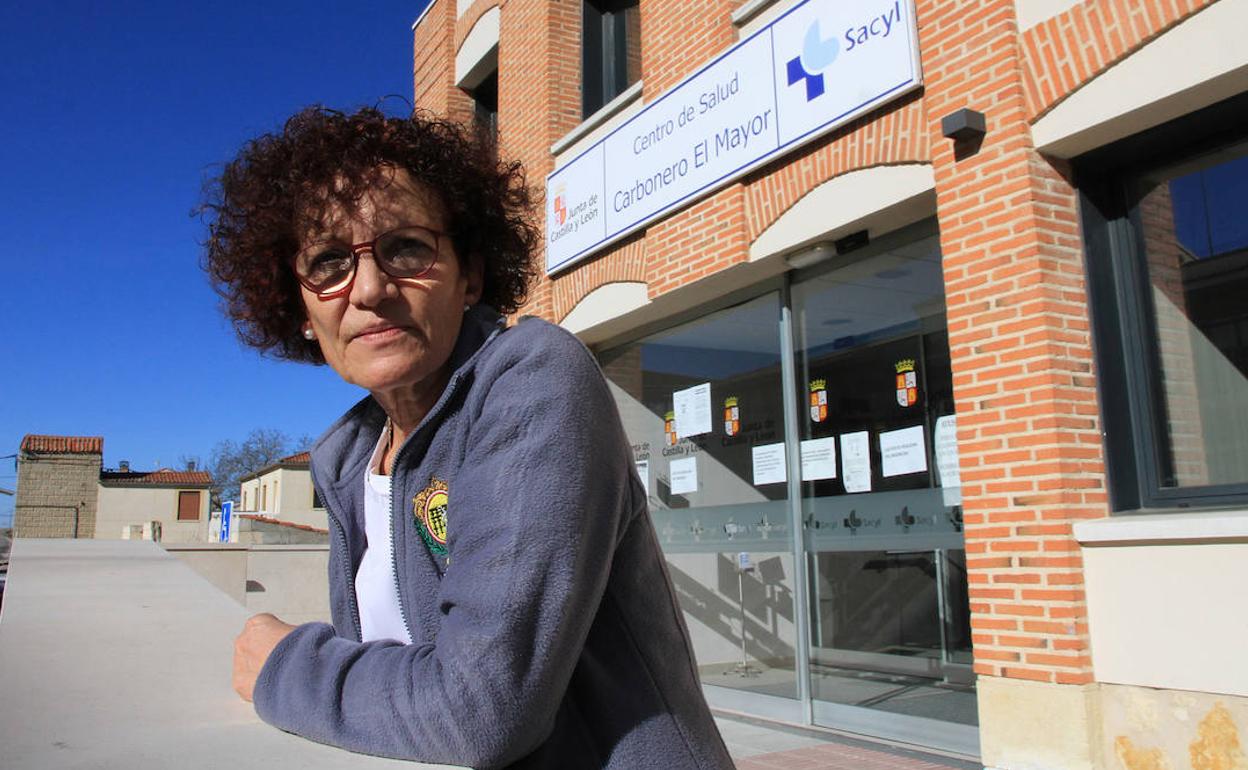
[787,20,839,102]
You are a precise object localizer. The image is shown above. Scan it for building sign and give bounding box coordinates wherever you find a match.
[545,0,922,274]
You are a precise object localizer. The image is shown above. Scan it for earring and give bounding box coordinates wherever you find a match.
[463,304,471,312]
[302,326,316,341]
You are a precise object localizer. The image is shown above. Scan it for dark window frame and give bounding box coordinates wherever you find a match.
[1077,90,1248,513]
[470,69,498,150]
[582,0,640,118]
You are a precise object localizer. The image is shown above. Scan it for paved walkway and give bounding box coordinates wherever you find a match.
[716,714,981,770]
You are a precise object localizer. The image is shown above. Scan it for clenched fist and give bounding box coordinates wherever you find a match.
[233,613,296,702]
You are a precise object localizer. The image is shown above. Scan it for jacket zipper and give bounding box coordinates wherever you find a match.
[324,495,363,641]
[386,367,474,645]
[389,424,419,643]
[387,468,415,645]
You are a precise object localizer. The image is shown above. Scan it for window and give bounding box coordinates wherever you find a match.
[1080,92,1248,511]
[312,486,324,510]
[177,491,201,521]
[582,0,641,118]
[261,484,267,511]
[471,70,498,150]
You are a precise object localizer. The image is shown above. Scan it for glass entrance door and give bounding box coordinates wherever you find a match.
[598,292,800,704]
[792,225,979,743]
[594,220,979,753]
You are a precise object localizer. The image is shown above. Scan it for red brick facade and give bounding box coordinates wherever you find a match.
[415,0,1235,747]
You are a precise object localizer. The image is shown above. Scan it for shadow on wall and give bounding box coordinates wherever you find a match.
[666,555,795,665]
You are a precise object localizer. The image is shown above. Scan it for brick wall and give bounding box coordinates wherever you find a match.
[496,0,582,321]
[550,233,647,321]
[644,183,747,299]
[744,95,930,244]
[639,0,737,95]
[414,0,474,126]
[14,453,101,538]
[919,0,1104,685]
[416,0,1216,690]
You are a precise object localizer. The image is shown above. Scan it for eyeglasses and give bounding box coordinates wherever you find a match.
[292,224,449,298]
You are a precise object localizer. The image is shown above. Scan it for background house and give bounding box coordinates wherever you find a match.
[96,465,213,543]
[237,451,326,531]
[14,434,213,543]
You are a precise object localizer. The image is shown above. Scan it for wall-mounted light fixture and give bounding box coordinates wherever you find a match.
[786,229,873,270]
[785,243,836,270]
[941,108,987,142]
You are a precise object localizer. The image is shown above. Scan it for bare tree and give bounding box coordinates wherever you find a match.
[209,428,296,507]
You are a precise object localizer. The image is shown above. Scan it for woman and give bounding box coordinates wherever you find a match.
[203,107,733,769]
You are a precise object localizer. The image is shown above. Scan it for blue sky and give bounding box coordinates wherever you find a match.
[0,0,432,526]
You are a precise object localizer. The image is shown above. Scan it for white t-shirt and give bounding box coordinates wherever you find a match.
[353,427,413,644]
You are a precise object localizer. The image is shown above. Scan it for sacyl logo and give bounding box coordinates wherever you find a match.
[786,2,905,102]
[786,20,839,101]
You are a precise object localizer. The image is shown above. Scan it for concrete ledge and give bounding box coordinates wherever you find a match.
[0,539,458,769]
[551,80,645,162]
[1074,510,1248,545]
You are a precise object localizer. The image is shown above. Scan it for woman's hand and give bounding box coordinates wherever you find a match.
[233,613,296,702]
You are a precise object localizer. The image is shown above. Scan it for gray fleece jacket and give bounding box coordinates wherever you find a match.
[253,306,734,769]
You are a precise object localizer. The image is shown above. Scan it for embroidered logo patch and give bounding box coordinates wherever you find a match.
[413,478,449,557]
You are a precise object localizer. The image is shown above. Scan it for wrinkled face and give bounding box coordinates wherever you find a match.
[297,169,482,397]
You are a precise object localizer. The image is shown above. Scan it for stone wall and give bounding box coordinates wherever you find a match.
[14,453,100,538]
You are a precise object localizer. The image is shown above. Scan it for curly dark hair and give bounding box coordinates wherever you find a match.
[200,106,539,364]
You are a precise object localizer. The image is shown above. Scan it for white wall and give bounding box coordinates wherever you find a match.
[240,467,325,529]
[1076,511,1248,697]
[96,485,210,542]
[167,543,330,625]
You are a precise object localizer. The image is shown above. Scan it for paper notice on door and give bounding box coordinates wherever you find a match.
[879,425,928,478]
[751,443,787,485]
[669,456,698,495]
[800,437,837,481]
[635,460,650,495]
[673,382,712,439]
[840,432,872,493]
[934,415,962,506]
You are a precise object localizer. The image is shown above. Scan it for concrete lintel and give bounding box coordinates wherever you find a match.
[560,281,650,337]
[749,164,936,263]
[1032,0,1248,158]
[454,6,499,90]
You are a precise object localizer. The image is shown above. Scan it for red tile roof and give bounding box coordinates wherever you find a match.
[240,451,311,482]
[21,435,103,454]
[99,469,213,486]
[237,513,328,534]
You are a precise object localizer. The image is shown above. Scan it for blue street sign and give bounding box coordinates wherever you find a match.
[220,501,233,543]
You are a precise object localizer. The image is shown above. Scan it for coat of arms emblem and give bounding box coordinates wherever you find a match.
[724,396,740,437]
[809,379,828,423]
[895,359,918,407]
[413,478,449,558]
[664,411,678,446]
